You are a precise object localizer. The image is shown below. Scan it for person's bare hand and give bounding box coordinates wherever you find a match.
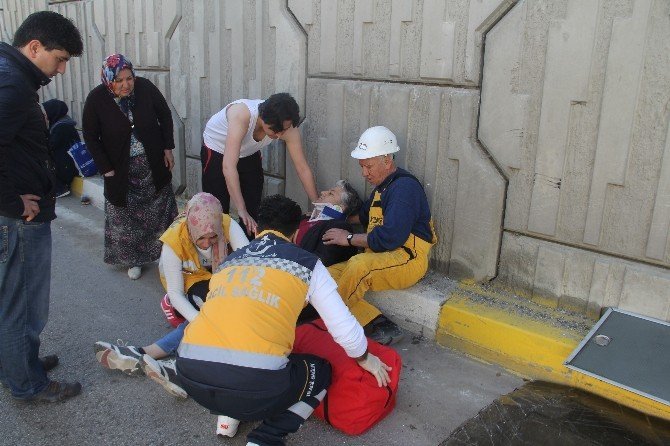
[164,150,175,170]
[103,170,115,177]
[322,228,349,246]
[20,194,41,222]
[357,353,392,387]
[237,209,258,236]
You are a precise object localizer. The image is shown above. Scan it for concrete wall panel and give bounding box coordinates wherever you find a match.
[526,0,597,237]
[185,157,202,199]
[583,0,651,246]
[464,0,514,83]
[498,233,670,322]
[483,0,670,318]
[445,91,505,280]
[294,0,516,86]
[646,121,670,262]
[479,0,527,172]
[419,0,455,81]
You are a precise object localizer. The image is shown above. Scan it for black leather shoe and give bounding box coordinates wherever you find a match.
[30,380,82,403]
[364,315,404,345]
[40,355,59,372]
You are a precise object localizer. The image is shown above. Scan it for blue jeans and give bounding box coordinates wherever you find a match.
[0,216,51,398]
[155,321,186,355]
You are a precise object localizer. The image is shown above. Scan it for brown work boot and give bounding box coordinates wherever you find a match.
[30,380,81,403]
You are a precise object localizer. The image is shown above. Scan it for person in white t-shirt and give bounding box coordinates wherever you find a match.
[201,93,319,236]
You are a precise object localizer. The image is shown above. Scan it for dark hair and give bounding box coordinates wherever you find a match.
[13,11,83,57]
[256,195,302,237]
[335,180,362,216]
[258,93,300,133]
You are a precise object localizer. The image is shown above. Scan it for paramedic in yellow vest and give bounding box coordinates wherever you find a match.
[323,126,436,346]
[93,193,249,395]
[176,195,391,446]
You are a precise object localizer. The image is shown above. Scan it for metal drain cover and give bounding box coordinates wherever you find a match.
[565,308,670,405]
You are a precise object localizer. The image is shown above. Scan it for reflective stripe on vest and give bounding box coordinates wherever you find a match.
[181,231,318,368]
[177,343,288,370]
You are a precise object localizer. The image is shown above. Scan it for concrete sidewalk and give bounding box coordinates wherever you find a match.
[0,195,523,446]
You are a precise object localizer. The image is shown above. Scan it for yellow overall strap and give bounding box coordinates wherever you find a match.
[366,189,436,257]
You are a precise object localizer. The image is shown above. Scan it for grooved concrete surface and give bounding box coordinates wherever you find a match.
[482,0,670,321]
[2,0,669,320]
[0,197,522,446]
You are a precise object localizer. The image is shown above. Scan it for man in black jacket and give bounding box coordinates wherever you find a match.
[0,11,83,402]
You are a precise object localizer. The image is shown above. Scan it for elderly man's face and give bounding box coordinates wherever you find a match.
[359,155,393,186]
[318,185,344,206]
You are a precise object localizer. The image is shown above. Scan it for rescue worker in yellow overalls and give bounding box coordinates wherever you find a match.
[323,126,436,345]
[176,195,391,446]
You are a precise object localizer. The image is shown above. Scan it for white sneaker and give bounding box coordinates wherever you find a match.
[216,415,240,437]
[127,266,142,280]
[140,355,188,399]
[94,341,144,376]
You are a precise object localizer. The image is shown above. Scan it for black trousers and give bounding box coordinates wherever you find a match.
[177,353,331,446]
[200,145,264,235]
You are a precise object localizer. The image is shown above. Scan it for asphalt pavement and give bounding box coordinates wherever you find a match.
[0,195,523,446]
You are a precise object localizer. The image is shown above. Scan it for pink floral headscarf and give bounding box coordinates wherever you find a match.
[185,193,228,272]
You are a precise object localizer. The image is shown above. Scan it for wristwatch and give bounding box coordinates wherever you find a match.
[346,233,354,246]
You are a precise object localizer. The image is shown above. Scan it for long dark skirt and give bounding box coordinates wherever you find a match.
[104,154,177,267]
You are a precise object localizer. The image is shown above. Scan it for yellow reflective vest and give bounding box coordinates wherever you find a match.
[159,214,233,292]
[179,230,319,370]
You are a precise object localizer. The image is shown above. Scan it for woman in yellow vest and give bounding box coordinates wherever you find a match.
[93,193,249,396]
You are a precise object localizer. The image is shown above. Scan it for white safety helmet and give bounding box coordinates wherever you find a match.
[350,126,400,160]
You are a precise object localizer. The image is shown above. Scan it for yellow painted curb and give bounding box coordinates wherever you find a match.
[70,177,83,197]
[436,282,670,421]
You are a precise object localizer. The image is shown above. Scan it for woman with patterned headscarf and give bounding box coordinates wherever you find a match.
[83,54,178,280]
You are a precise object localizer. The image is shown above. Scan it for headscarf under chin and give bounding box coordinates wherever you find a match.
[101,53,136,113]
[185,193,228,272]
